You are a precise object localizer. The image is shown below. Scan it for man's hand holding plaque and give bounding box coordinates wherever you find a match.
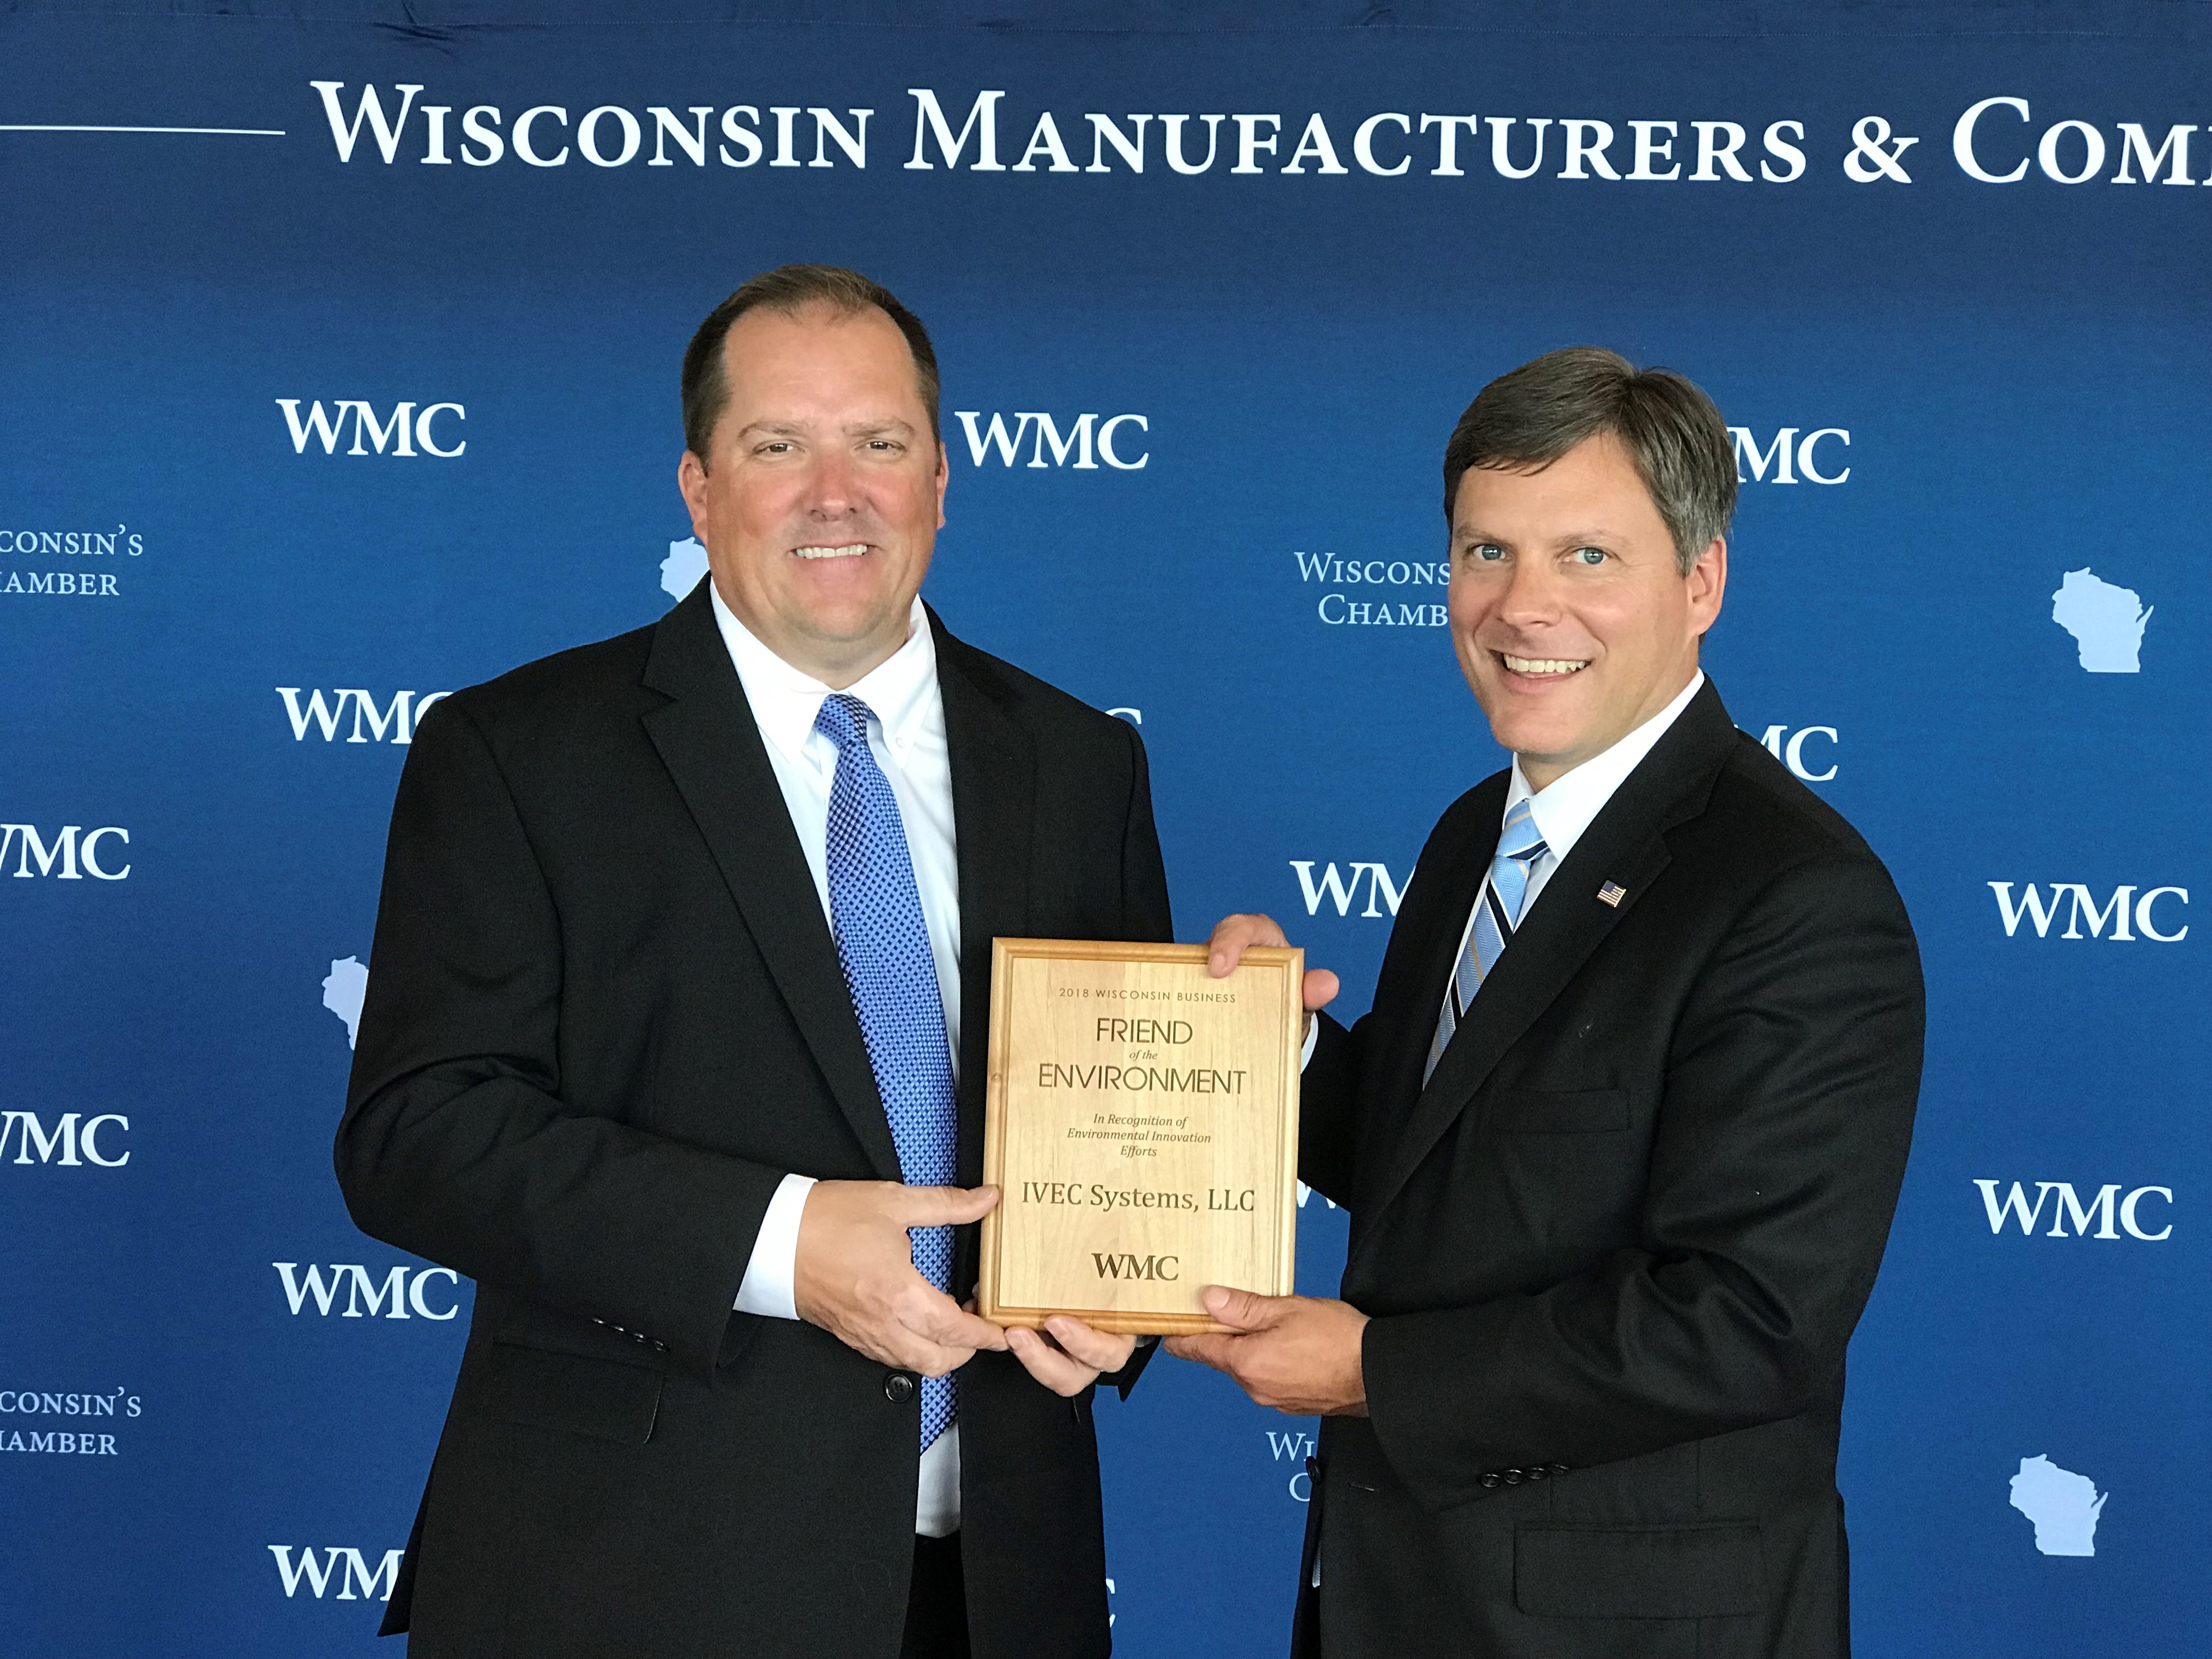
[979,938,1310,1335]
[1164,913,1372,1417]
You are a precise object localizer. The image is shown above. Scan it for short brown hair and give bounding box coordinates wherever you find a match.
[681,264,941,460]
[1442,347,1735,573]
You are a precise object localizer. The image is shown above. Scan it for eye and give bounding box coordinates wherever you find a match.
[865,439,902,453]
[1465,542,1506,563]
[757,441,794,456]
[1572,546,1609,566]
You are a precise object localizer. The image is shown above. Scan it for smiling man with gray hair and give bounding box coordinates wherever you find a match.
[1187,346,1925,1658]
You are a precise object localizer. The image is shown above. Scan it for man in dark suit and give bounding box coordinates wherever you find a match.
[1183,348,1922,1657]
[335,265,1169,1658]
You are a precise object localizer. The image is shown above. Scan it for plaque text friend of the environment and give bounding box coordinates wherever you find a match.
[979,939,1302,1335]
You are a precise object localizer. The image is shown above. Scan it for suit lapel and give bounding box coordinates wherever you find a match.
[1358,682,1740,1227]
[1361,777,1506,1159]
[638,583,903,1181]
[932,609,1035,1184]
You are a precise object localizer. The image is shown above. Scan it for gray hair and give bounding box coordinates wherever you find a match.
[1441,346,1736,573]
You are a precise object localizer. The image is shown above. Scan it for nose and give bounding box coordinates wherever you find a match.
[801,446,860,520]
[1494,556,1564,629]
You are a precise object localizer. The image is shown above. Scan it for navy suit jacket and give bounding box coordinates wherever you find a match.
[336,582,1171,1659]
[1295,680,1922,1659]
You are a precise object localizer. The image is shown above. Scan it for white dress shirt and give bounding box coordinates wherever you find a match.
[710,582,965,1538]
[1448,670,1707,980]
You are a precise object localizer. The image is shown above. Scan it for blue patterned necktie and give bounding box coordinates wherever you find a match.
[1424,798,1549,1083]
[814,693,960,1453]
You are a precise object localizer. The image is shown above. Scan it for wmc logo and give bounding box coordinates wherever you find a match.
[1727,426,1850,485]
[269,1545,404,1602]
[1,1112,129,1167]
[1754,724,1837,782]
[277,399,465,457]
[274,1261,461,1319]
[278,689,450,744]
[0,825,131,880]
[1290,860,1407,918]
[954,412,1149,470]
[1988,883,2188,941]
[1973,1180,2172,1240]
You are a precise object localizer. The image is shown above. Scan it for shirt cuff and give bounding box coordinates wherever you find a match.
[733,1172,817,1321]
[1300,1012,1319,1072]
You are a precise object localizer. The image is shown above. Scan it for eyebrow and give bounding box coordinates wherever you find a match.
[735,417,918,441]
[1452,525,1624,548]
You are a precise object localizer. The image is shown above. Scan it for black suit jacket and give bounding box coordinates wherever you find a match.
[335,582,1172,1659]
[1295,680,1922,1659]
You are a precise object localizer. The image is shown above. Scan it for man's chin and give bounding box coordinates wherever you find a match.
[1482,709,1598,772]
[787,598,918,652]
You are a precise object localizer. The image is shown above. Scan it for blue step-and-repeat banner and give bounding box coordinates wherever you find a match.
[4,2,2205,1653]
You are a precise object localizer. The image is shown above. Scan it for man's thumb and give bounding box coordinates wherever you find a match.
[1201,1285,1276,1331]
[899,1184,1000,1226]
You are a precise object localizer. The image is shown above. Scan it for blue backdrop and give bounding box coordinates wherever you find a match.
[4,3,2206,1653]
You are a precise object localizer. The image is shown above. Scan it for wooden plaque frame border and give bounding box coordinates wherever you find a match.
[978,937,1303,1336]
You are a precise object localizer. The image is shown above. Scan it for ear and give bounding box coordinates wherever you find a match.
[933,439,950,531]
[1686,535,1727,637]
[677,450,712,543]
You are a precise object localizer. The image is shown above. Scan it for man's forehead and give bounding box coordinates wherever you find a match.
[718,307,922,398]
[1453,445,1663,531]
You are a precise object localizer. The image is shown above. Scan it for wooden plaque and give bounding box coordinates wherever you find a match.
[979,938,1302,1336]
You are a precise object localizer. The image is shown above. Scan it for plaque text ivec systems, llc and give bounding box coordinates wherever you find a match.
[979,939,1302,1335]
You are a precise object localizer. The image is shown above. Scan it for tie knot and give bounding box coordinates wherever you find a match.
[814,693,876,753]
[1499,799,1547,864]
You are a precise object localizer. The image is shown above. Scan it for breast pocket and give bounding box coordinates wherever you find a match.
[1486,1087,1629,1134]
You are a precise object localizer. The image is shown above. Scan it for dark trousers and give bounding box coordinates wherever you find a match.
[901,1532,969,1659]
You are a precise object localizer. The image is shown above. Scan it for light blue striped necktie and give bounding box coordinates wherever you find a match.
[1424,798,1549,1083]
[814,693,960,1453]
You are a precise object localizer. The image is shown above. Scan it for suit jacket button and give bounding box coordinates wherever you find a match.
[1479,1473,1504,1490]
[1525,1465,1549,1481]
[883,1370,918,1404]
[1502,1469,1523,1486]
[1549,1463,1571,1475]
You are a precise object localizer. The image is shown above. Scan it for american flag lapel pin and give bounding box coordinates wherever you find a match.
[1596,882,1627,908]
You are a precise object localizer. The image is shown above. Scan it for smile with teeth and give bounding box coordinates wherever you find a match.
[1499,652,1590,676]
[792,543,868,560]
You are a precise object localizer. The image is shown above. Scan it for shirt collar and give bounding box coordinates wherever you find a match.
[1506,670,1706,862]
[707,582,939,766]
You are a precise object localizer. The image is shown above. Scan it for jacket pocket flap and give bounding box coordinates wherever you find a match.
[1514,1522,1765,1619]
[1487,1087,1629,1133]
[481,1342,664,1446]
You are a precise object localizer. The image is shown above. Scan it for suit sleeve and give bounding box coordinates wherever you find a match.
[1118,716,1173,945]
[334,699,789,1379]
[1360,854,1923,1510]
[1299,1011,1363,1207]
